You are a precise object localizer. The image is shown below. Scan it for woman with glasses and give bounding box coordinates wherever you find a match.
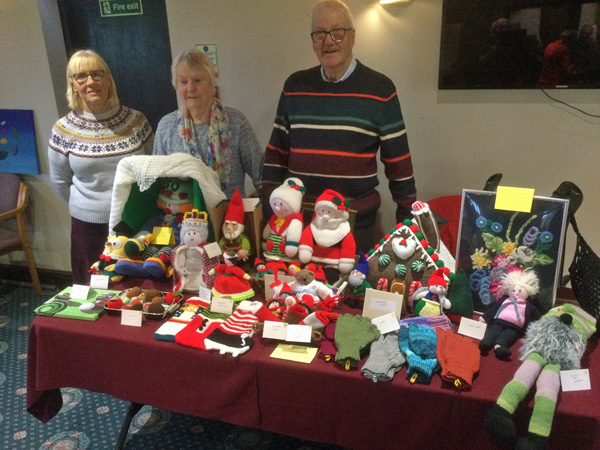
[48,49,153,284]
[153,49,262,199]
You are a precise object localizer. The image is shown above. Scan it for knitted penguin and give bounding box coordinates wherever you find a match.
[485,304,596,450]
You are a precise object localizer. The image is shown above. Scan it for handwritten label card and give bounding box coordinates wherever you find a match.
[560,369,592,392]
[495,186,535,213]
[370,312,400,334]
[90,275,109,289]
[204,242,222,259]
[457,317,487,340]
[121,309,143,327]
[285,324,312,343]
[210,297,234,315]
[198,286,212,302]
[262,321,288,340]
[70,284,90,300]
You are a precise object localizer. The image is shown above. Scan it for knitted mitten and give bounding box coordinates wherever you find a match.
[435,328,480,389]
[362,332,406,382]
[334,314,380,369]
[318,322,337,361]
[408,323,438,359]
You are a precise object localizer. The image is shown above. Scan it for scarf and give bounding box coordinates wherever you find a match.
[177,98,232,184]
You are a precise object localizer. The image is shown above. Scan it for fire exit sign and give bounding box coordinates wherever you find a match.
[100,0,143,17]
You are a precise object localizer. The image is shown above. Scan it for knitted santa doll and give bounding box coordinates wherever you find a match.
[298,189,356,274]
[218,190,251,262]
[209,251,254,301]
[262,177,306,259]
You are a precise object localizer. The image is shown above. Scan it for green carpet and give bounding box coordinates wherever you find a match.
[0,281,345,450]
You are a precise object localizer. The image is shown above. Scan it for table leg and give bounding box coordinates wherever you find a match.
[114,402,144,450]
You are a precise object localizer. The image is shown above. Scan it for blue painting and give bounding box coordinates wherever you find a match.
[0,109,40,175]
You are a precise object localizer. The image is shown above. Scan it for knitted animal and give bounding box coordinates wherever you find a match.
[262,177,306,260]
[479,270,542,359]
[298,189,356,275]
[410,267,452,316]
[485,304,596,449]
[289,268,334,307]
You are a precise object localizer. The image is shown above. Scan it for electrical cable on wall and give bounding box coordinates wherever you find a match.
[541,89,600,118]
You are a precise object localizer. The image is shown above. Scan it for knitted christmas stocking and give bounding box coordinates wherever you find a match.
[485,352,545,446]
[204,301,281,357]
[515,362,561,450]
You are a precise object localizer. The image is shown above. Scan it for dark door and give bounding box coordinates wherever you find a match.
[57,0,176,131]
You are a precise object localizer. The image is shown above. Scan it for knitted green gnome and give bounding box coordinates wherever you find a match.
[484,304,596,450]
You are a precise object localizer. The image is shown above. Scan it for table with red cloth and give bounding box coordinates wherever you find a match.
[27,298,600,450]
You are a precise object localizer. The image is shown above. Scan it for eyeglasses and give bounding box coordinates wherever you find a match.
[310,28,352,43]
[72,70,105,85]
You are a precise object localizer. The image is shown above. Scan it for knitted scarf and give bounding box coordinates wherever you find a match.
[177,98,232,184]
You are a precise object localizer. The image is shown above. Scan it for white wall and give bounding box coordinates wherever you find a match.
[2,0,600,279]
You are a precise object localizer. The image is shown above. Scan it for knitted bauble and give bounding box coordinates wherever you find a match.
[314,189,351,221]
[270,177,306,214]
[225,189,245,225]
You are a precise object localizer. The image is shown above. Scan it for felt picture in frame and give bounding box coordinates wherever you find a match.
[455,189,568,314]
[0,109,41,175]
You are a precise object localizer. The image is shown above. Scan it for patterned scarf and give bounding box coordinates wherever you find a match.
[177,98,232,183]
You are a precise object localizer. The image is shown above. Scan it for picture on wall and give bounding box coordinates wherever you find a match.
[0,109,41,175]
[456,189,569,314]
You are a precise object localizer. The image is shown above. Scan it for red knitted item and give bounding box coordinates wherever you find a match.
[435,328,480,390]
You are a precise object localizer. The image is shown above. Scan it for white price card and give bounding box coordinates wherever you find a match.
[457,317,487,340]
[198,286,212,302]
[560,369,592,392]
[204,242,222,259]
[90,275,109,289]
[285,324,312,343]
[121,309,143,327]
[370,312,400,335]
[210,297,234,315]
[242,197,260,212]
[262,321,288,340]
[70,284,90,300]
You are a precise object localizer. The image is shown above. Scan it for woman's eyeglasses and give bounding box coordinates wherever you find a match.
[72,70,105,85]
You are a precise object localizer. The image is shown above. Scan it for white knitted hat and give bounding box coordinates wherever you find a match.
[270,177,306,213]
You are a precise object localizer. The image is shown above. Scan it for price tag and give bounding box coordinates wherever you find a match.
[198,286,212,302]
[204,242,222,259]
[285,324,312,343]
[70,284,90,300]
[457,317,487,340]
[121,309,143,327]
[210,297,234,315]
[370,312,400,334]
[90,275,109,289]
[262,321,288,340]
[560,369,592,392]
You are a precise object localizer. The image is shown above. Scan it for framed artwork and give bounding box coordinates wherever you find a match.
[456,189,569,314]
[0,109,41,175]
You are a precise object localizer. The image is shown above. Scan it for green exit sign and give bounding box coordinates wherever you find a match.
[100,0,143,17]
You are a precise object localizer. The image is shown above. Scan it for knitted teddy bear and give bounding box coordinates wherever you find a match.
[262,177,306,260]
[479,269,542,359]
[289,268,334,307]
[410,267,452,316]
[485,304,596,450]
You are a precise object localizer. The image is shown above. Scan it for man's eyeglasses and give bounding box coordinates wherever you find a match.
[73,70,105,85]
[310,28,352,43]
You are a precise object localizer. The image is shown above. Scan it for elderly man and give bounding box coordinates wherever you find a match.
[261,0,416,253]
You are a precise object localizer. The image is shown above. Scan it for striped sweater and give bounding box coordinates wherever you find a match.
[262,61,416,226]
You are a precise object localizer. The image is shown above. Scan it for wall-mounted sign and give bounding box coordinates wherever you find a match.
[100,0,143,17]
[195,43,221,79]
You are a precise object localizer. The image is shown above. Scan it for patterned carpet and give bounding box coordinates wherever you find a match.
[0,281,345,450]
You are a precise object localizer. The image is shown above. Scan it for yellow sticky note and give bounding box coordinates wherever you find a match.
[270,343,318,364]
[152,226,175,245]
[494,186,535,213]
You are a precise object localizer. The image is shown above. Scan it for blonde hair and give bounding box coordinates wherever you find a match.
[66,50,119,110]
[171,49,217,90]
[312,0,354,31]
[501,270,540,298]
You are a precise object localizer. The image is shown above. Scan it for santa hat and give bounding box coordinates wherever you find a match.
[225,189,245,225]
[353,252,369,275]
[305,263,317,274]
[315,189,351,220]
[270,178,306,213]
[428,267,451,288]
[280,282,294,297]
[315,266,327,283]
[254,258,265,268]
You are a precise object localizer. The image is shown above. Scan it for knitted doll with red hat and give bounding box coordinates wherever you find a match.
[411,267,452,316]
[209,251,254,301]
[218,190,251,262]
[298,189,356,274]
[262,178,306,259]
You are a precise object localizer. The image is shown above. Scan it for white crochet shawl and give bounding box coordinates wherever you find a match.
[109,154,227,232]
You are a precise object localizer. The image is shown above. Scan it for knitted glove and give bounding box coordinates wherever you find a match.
[408,323,438,359]
[436,328,480,390]
[334,314,381,369]
[405,351,439,384]
[362,332,406,382]
[403,323,440,384]
[318,322,337,361]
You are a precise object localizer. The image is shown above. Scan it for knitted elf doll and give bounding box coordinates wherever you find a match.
[262,177,306,259]
[218,189,252,262]
[485,304,596,450]
[410,267,452,316]
[346,252,372,309]
[479,269,542,360]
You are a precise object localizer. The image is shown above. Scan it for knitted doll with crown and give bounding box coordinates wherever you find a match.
[485,304,596,450]
[262,177,306,260]
[172,209,212,292]
[298,189,356,275]
[479,269,542,359]
[218,189,252,262]
[410,267,452,316]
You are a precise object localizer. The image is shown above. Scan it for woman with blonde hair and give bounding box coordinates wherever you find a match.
[48,49,154,284]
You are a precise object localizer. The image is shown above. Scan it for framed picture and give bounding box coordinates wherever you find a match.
[0,109,40,175]
[456,189,569,314]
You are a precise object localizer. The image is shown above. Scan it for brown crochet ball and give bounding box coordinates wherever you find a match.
[152,297,166,305]
[126,287,142,298]
[147,302,165,314]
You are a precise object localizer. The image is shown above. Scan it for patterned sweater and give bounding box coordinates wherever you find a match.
[262,61,416,226]
[48,106,153,224]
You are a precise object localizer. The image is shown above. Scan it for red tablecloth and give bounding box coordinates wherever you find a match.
[27,304,600,450]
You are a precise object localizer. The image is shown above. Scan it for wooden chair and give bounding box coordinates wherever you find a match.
[0,173,42,294]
